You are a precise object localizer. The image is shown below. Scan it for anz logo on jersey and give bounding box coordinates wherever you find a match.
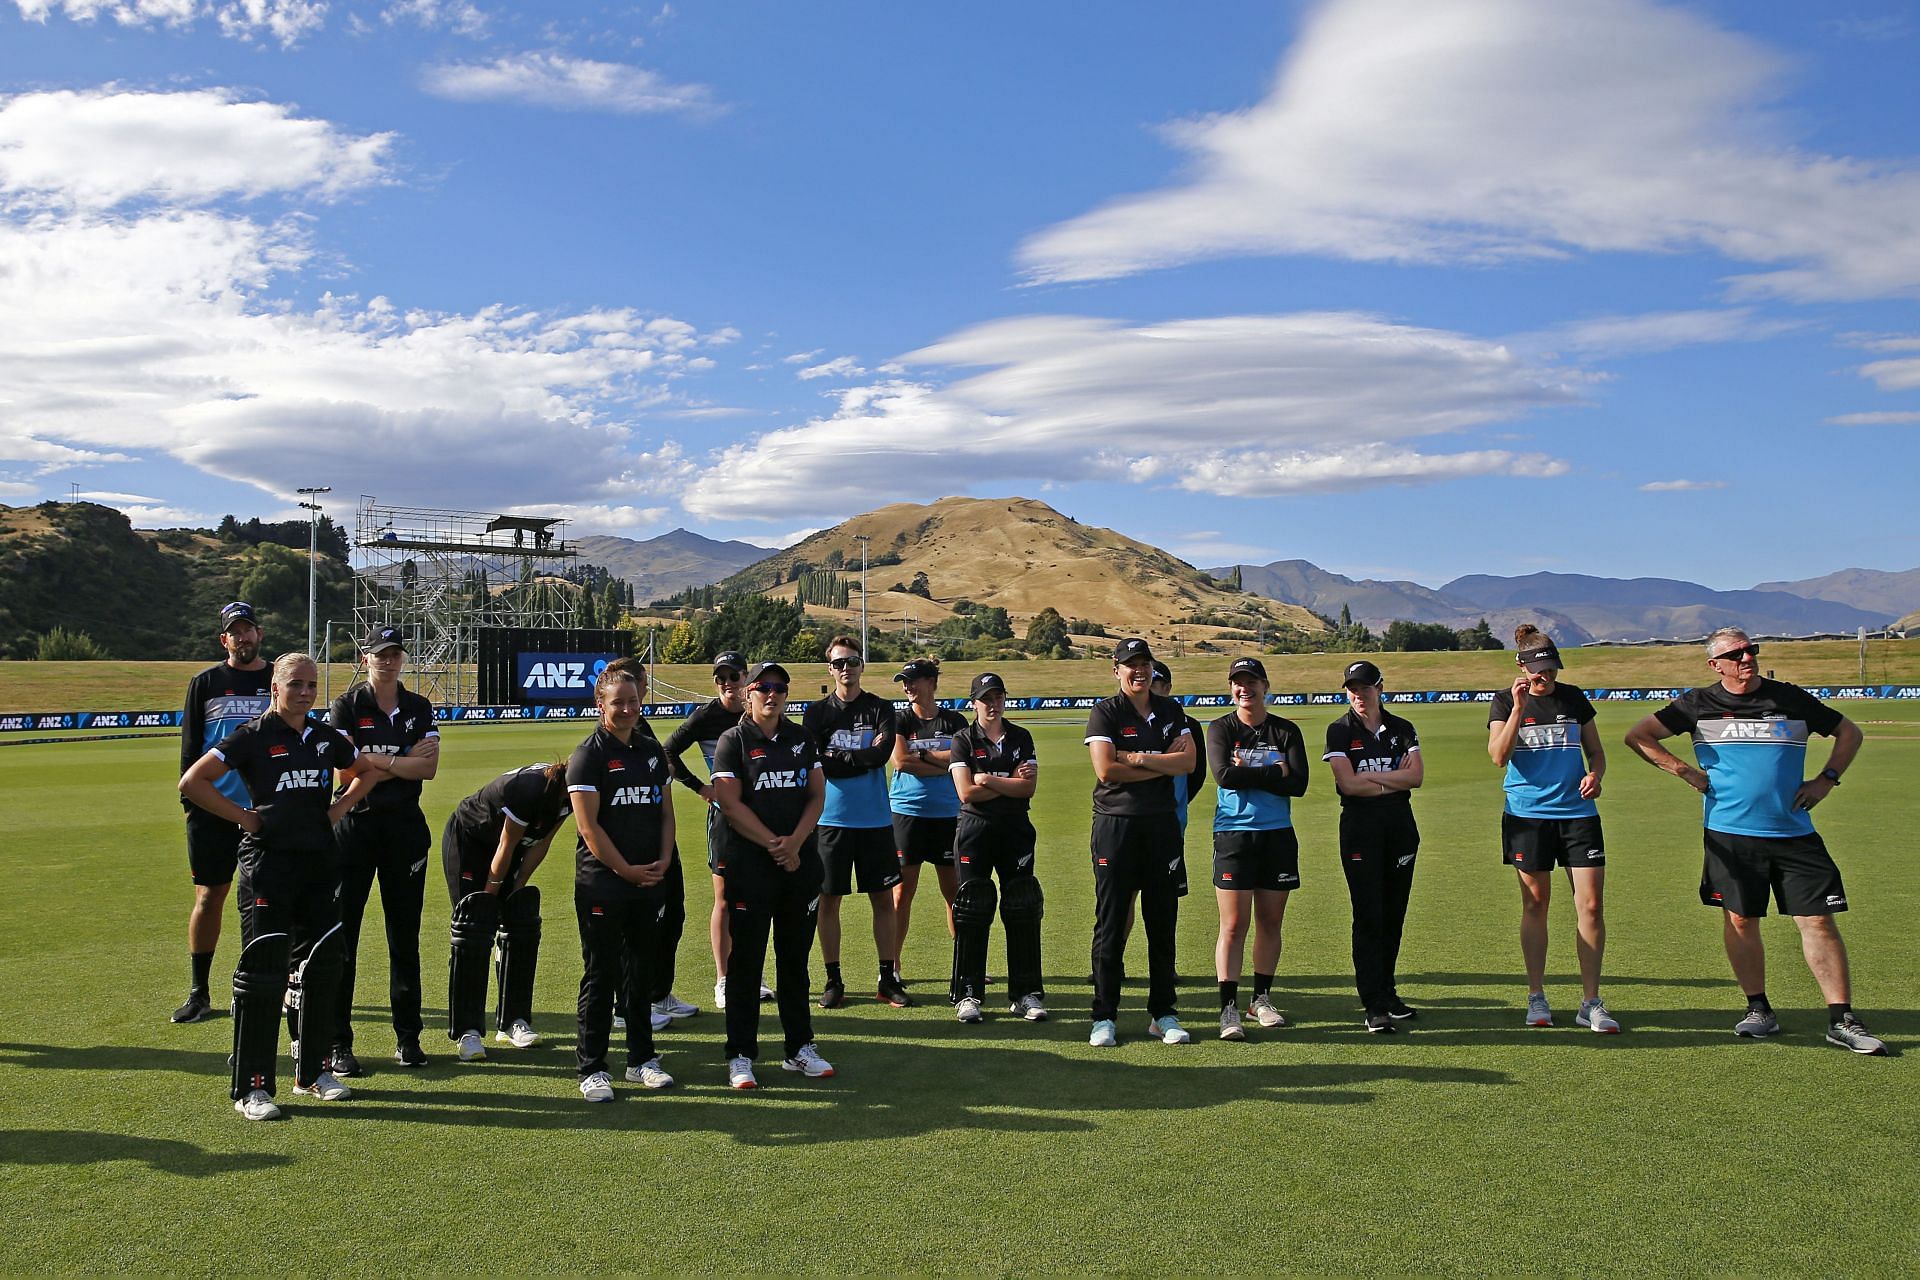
[275,768,329,792]
[609,785,663,806]
[754,770,806,791]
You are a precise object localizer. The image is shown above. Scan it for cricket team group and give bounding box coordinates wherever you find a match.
[172,602,1889,1121]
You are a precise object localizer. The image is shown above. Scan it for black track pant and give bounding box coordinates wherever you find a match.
[650,853,685,1003]
[576,887,658,1077]
[332,807,429,1050]
[236,846,339,1085]
[722,847,821,1061]
[1090,812,1181,1022]
[1337,803,1420,1013]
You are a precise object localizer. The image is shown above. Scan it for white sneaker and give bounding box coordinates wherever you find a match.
[653,993,700,1020]
[625,1057,675,1089]
[1249,994,1290,1028]
[612,1013,626,1030]
[713,979,728,1011]
[727,1056,758,1089]
[496,1019,539,1049]
[1219,1005,1246,1041]
[234,1089,281,1121]
[579,1071,614,1102]
[1148,1015,1191,1045]
[956,997,984,1024]
[293,1070,351,1101]
[1010,994,1049,1022]
[1577,997,1622,1034]
[1089,1018,1118,1048]
[781,1043,835,1077]
[457,1030,487,1061]
[759,984,776,1002]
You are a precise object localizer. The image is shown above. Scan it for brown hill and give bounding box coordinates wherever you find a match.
[717,496,1326,648]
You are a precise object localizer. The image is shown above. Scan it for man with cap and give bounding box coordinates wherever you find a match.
[662,650,774,1011]
[325,624,441,1071]
[171,601,273,1023]
[1488,625,1617,1033]
[802,635,909,1009]
[1323,659,1424,1033]
[888,657,968,982]
[1084,636,1196,1047]
[1624,626,1884,1054]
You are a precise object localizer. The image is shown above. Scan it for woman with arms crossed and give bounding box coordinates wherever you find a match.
[889,658,968,983]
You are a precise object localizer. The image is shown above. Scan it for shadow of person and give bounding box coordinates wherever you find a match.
[0,1130,291,1177]
[0,1042,232,1075]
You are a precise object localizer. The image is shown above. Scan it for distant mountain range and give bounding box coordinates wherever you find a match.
[1214,560,1910,644]
[573,528,772,603]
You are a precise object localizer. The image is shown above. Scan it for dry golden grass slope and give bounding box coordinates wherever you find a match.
[722,496,1326,642]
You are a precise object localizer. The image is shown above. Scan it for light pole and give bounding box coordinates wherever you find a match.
[296,485,331,657]
[854,534,871,659]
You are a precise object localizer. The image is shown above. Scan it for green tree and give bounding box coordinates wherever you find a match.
[35,626,106,659]
[1026,607,1070,657]
[660,621,703,664]
[577,585,599,630]
[700,594,804,659]
[1382,620,1460,652]
[908,570,932,599]
[1457,618,1503,651]
[601,580,623,626]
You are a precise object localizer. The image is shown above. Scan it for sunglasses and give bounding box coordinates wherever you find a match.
[1711,644,1761,663]
[827,657,863,670]
[751,682,789,695]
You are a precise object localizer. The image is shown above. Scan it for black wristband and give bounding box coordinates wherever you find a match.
[1820,767,1841,786]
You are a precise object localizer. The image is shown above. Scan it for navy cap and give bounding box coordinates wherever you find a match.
[361,624,404,653]
[712,651,748,676]
[1149,660,1173,687]
[1229,657,1267,682]
[745,661,790,688]
[1518,643,1563,674]
[1112,637,1153,665]
[1343,660,1383,688]
[893,658,941,684]
[969,672,1007,700]
[219,601,256,631]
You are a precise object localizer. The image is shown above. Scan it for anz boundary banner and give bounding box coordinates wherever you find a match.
[8,684,1919,734]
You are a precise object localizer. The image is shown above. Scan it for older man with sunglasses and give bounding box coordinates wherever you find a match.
[1624,627,1883,1054]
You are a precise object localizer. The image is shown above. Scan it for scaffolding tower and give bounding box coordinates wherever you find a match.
[352,496,579,705]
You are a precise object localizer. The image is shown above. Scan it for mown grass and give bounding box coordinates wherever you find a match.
[2,702,1915,1274]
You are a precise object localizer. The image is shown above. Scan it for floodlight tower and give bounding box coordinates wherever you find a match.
[296,485,332,656]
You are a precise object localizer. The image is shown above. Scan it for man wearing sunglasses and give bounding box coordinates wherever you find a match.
[1625,627,1883,1054]
[801,635,909,1009]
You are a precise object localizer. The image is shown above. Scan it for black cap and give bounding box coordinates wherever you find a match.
[1112,637,1153,665]
[744,661,790,688]
[712,651,747,677]
[1518,643,1563,674]
[969,672,1007,700]
[1343,659,1383,688]
[361,624,404,653]
[893,659,941,684]
[219,601,257,632]
[1229,657,1267,682]
[1149,660,1173,687]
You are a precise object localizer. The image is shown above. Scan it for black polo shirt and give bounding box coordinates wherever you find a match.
[566,726,672,891]
[328,683,438,815]
[215,712,358,854]
[449,765,570,856]
[1323,708,1420,811]
[948,720,1039,821]
[712,715,820,849]
[1084,692,1191,817]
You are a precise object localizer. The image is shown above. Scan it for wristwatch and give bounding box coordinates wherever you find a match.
[1819,767,1842,786]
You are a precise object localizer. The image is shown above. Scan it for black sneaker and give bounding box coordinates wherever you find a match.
[1826,1013,1887,1055]
[328,1048,364,1078]
[394,1036,429,1068]
[877,974,914,1008]
[1385,997,1417,1021]
[170,991,213,1024]
[817,977,846,1009]
[1364,1011,1397,1034]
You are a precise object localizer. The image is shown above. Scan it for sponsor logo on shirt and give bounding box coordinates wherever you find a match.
[610,785,660,806]
[358,718,376,728]
[276,768,329,791]
[753,770,806,790]
[607,758,626,771]
[269,745,289,757]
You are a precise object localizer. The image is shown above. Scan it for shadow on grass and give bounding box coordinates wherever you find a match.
[0,1129,291,1176]
[0,1041,232,1074]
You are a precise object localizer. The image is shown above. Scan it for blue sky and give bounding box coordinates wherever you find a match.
[2,0,1917,590]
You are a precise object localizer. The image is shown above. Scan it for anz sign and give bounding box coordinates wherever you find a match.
[515,652,618,703]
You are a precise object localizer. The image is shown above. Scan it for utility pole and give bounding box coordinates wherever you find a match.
[855,534,871,658]
[296,485,332,658]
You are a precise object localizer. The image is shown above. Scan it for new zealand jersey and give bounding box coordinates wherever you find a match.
[803,690,896,828]
[566,726,672,891]
[662,698,743,795]
[328,683,437,815]
[1207,713,1310,831]
[181,662,272,809]
[890,705,967,818]
[712,717,821,854]
[449,765,571,857]
[1489,683,1597,819]
[1654,679,1843,838]
[1323,710,1419,811]
[948,721,1038,820]
[214,713,358,855]
[1085,693,1191,817]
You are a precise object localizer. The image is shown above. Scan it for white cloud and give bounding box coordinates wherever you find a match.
[682,311,1586,522]
[0,89,393,210]
[1524,309,1797,359]
[381,0,486,37]
[1017,0,1920,302]
[737,527,816,549]
[117,502,215,525]
[782,349,824,364]
[14,0,326,47]
[420,53,717,115]
[214,0,326,45]
[1856,354,1920,392]
[0,479,38,498]
[1824,411,1920,426]
[501,502,671,535]
[796,355,865,381]
[75,489,164,503]
[1639,479,1728,492]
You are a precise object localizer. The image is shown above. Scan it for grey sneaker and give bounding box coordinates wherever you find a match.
[1734,1008,1781,1037]
[1219,1004,1246,1041]
[1249,994,1289,1028]
[625,1057,675,1088]
[955,997,984,1024]
[1009,994,1048,1022]
[1525,992,1553,1027]
[1826,1013,1887,1055]
[1576,998,1621,1034]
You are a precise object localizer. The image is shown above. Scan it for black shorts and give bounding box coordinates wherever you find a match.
[1212,828,1300,892]
[1502,813,1606,874]
[893,813,957,867]
[955,813,1037,883]
[819,825,902,895]
[186,805,244,887]
[1700,829,1848,918]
